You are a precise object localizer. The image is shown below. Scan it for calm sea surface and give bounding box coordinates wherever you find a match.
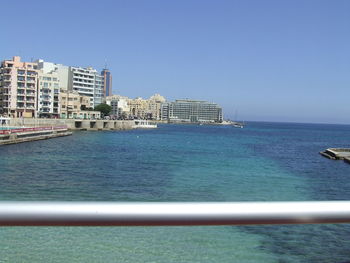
[0,122,350,262]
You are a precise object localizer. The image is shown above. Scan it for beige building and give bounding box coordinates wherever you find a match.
[105,93,166,120]
[147,94,166,120]
[0,56,38,118]
[59,91,100,119]
[128,94,165,120]
[105,95,129,119]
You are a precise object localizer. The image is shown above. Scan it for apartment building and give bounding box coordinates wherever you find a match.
[37,71,60,118]
[37,60,105,108]
[105,95,129,119]
[59,91,100,119]
[70,66,104,108]
[147,94,166,120]
[0,56,38,118]
[105,94,166,120]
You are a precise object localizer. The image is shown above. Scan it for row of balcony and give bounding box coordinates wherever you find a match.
[16,104,35,109]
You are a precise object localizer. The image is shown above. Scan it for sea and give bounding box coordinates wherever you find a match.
[0,122,350,263]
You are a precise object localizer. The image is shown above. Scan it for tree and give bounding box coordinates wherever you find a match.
[94,103,112,116]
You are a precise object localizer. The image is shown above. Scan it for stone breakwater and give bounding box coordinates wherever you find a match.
[0,126,72,145]
[9,118,135,131]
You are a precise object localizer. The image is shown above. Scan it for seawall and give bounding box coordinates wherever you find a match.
[9,118,135,131]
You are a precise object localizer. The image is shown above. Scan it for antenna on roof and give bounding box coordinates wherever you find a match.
[104,59,108,69]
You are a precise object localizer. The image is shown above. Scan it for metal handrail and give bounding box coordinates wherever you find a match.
[0,201,349,226]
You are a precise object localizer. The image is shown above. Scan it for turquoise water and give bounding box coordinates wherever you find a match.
[0,122,350,262]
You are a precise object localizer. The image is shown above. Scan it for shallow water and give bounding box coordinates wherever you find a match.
[0,122,350,262]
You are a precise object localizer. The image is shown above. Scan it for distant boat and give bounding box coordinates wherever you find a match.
[133,120,157,129]
[233,122,244,128]
[233,110,244,128]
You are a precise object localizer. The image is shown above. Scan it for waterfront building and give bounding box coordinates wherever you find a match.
[37,60,105,108]
[37,71,60,118]
[128,97,148,119]
[101,68,112,97]
[59,90,101,119]
[0,56,38,118]
[105,95,129,119]
[161,99,223,123]
[36,60,70,92]
[147,94,166,120]
[69,66,104,108]
[127,94,165,120]
[105,94,166,120]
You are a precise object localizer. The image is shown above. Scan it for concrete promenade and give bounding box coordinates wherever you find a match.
[9,118,135,131]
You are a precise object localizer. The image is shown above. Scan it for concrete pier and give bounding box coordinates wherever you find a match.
[0,126,72,145]
[320,148,350,164]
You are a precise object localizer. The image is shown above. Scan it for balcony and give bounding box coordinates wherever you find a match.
[26,78,36,83]
[27,71,36,76]
[16,104,25,109]
[3,89,11,95]
[26,104,35,109]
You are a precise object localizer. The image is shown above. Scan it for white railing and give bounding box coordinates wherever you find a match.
[0,201,349,226]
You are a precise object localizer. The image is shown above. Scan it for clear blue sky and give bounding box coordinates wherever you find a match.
[2,0,350,123]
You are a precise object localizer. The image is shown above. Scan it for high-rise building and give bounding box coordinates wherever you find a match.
[36,60,70,92]
[0,56,38,118]
[37,60,104,108]
[37,71,60,118]
[101,68,112,97]
[161,99,223,123]
[70,66,104,108]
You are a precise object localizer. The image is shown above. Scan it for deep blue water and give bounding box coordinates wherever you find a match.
[0,122,350,262]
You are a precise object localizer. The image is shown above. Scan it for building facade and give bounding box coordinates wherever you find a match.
[105,94,166,120]
[161,99,223,123]
[0,56,38,118]
[59,91,100,119]
[37,60,105,108]
[105,95,129,119]
[70,66,104,108]
[37,71,60,118]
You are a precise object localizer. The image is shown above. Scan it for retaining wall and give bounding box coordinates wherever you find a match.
[9,118,134,131]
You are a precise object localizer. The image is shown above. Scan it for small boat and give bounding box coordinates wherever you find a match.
[233,122,244,128]
[133,120,157,129]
